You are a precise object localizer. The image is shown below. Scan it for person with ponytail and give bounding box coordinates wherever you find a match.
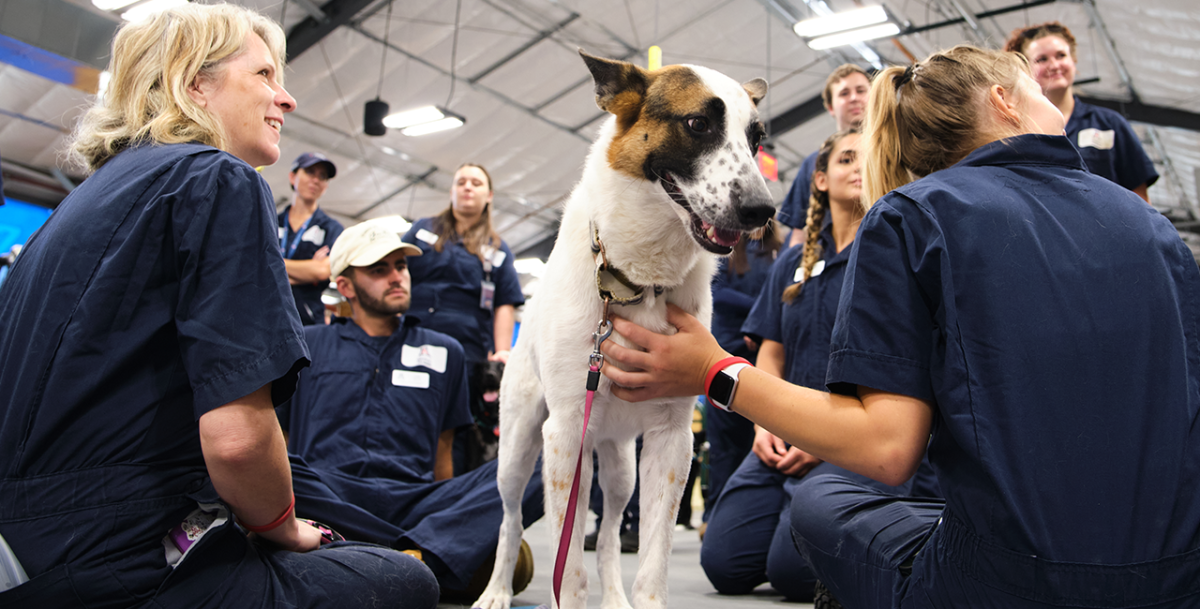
[599,45,1200,608]
[701,129,907,602]
[404,164,524,472]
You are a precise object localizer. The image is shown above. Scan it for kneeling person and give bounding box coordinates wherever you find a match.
[280,220,543,597]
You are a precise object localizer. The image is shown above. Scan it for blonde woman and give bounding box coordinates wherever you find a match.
[600,45,1200,608]
[0,5,435,607]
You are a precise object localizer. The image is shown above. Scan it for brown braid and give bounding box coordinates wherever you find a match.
[782,128,857,304]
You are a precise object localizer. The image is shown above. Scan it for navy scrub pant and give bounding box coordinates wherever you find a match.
[789,472,942,609]
[290,454,544,590]
[702,455,911,601]
[701,397,755,521]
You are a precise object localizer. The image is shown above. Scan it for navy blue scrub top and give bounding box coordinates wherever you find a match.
[280,316,472,484]
[827,134,1200,570]
[403,217,525,363]
[776,151,818,229]
[0,143,308,588]
[278,205,343,325]
[743,230,851,389]
[1066,96,1158,192]
[711,239,778,360]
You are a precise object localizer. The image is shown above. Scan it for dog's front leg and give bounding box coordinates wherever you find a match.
[630,404,694,609]
[595,437,636,609]
[542,403,594,609]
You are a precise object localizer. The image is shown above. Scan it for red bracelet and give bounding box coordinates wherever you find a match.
[705,356,752,397]
[242,496,295,533]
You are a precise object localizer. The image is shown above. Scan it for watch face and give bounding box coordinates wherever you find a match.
[709,370,736,407]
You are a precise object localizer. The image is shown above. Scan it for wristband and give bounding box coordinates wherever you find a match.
[242,496,295,533]
[704,356,751,397]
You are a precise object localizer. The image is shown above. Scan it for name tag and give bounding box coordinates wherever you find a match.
[277,226,287,240]
[301,224,326,245]
[416,228,439,244]
[792,259,825,283]
[401,344,448,373]
[392,369,430,388]
[492,250,506,266]
[1077,128,1115,150]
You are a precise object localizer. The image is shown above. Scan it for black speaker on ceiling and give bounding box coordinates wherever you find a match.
[364,98,389,136]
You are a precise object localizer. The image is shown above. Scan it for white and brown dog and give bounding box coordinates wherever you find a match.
[474,51,774,609]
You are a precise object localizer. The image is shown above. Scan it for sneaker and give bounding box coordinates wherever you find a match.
[443,539,534,601]
[583,530,598,551]
[813,580,844,609]
[619,530,638,554]
[512,538,534,595]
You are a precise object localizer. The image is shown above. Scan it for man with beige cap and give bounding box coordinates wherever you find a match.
[278,218,543,601]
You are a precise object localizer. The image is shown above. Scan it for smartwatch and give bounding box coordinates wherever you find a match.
[707,362,751,412]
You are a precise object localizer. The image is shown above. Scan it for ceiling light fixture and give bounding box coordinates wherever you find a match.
[120,0,187,23]
[793,5,901,50]
[364,0,395,136]
[400,113,465,136]
[92,0,139,9]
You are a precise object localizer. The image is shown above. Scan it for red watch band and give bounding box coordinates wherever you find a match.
[705,356,752,399]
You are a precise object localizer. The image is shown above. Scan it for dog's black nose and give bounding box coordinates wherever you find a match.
[736,200,775,227]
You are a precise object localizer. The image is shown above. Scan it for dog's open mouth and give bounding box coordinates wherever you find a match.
[660,171,741,255]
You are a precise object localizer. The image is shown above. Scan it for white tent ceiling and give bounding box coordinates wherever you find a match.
[2,0,1199,258]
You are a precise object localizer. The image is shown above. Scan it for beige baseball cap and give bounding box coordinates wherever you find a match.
[330,219,422,277]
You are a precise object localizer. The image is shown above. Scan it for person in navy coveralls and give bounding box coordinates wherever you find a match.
[404,163,525,473]
[279,219,543,599]
[777,65,871,247]
[1005,21,1158,203]
[0,5,436,608]
[599,45,1200,609]
[278,151,344,325]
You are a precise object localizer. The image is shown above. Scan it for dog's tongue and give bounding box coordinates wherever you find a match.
[702,220,741,247]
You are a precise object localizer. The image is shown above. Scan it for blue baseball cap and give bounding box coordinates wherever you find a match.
[291,152,337,178]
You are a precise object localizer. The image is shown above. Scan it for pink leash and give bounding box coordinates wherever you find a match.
[552,317,613,608]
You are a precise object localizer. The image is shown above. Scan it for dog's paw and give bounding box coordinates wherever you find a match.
[472,588,513,609]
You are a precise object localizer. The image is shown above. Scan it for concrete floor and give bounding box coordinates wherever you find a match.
[437,512,813,609]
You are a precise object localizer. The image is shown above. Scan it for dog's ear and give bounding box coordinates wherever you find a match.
[743,78,768,106]
[579,49,649,116]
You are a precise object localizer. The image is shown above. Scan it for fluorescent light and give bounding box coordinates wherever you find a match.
[400,116,464,136]
[383,106,445,130]
[794,5,887,38]
[121,0,187,23]
[808,23,901,50]
[92,0,140,9]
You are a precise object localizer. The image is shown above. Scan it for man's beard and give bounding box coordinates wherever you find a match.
[354,280,408,318]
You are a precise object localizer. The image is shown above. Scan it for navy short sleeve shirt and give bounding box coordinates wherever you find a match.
[711,239,778,359]
[742,232,851,389]
[280,316,472,483]
[403,217,525,362]
[0,142,308,476]
[827,134,1200,563]
[1066,97,1159,192]
[278,206,344,325]
[776,151,818,229]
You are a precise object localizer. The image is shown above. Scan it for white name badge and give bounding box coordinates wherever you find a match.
[401,344,448,373]
[492,250,507,266]
[793,259,826,283]
[277,226,287,240]
[1077,128,1115,150]
[416,228,439,244]
[392,369,430,389]
[301,224,326,245]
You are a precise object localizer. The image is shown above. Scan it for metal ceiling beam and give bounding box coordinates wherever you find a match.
[765,93,825,137]
[468,12,580,84]
[353,167,439,219]
[902,0,1056,36]
[1076,97,1200,134]
[286,0,377,61]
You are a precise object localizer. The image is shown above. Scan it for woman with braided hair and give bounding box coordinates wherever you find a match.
[600,44,1200,608]
[701,129,935,603]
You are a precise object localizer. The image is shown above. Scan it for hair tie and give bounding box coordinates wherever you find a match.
[894,63,917,90]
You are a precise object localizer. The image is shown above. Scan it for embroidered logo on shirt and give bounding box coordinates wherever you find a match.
[392,369,431,388]
[1077,128,1115,150]
[301,225,326,245]
[401,343,448,373]
[416,228,439,244]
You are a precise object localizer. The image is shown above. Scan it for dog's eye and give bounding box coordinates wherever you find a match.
[686,117,709,133]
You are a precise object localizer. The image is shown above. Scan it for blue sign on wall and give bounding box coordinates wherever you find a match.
[0,198,53,253]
